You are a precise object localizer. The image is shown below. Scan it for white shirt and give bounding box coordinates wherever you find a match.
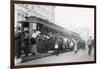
[32,33,37,38]
[32,31,40,38]
[55,44,58,48]
[73,39,78,51]
[70,42,73,46]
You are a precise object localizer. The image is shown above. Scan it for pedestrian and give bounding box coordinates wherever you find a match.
[66,39,71,49]
[15,27,21,58]
[23,27,30,57]
[72,39,78,54]
[31,30,40,55]
[63,37,67,49]
[70,39,74,50]
[81,40,86,50]
[24,30,29,56]
[87,36,93,56]
[55,37,60,56]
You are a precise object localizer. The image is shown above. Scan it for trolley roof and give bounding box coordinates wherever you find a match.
[18,16,81,40]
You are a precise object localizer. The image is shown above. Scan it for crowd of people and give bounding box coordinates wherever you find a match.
[15,26,94,59]
[54,36,94,56]
[15,27,40,58]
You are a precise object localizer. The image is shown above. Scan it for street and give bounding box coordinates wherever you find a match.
[16,47,94,66]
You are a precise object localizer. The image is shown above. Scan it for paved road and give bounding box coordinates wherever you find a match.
[16,47,94,66]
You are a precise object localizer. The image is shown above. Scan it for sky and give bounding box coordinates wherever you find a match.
[55,6,94,40]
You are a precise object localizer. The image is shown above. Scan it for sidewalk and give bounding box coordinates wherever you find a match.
[16,48,94,66]
[20,49,72,63]
[21,52,54,63]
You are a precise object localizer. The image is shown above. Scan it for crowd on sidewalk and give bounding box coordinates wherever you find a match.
[15,26,94,64]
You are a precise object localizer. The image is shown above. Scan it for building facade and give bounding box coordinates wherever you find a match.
[15,4,55,29]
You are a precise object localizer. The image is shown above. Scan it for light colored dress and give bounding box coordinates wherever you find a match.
[73,39,78,52]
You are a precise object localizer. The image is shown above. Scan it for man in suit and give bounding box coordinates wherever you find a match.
[23,27,29,56]
[87,36,93,56]
[15,27,21,58]
[55,37,61,56]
